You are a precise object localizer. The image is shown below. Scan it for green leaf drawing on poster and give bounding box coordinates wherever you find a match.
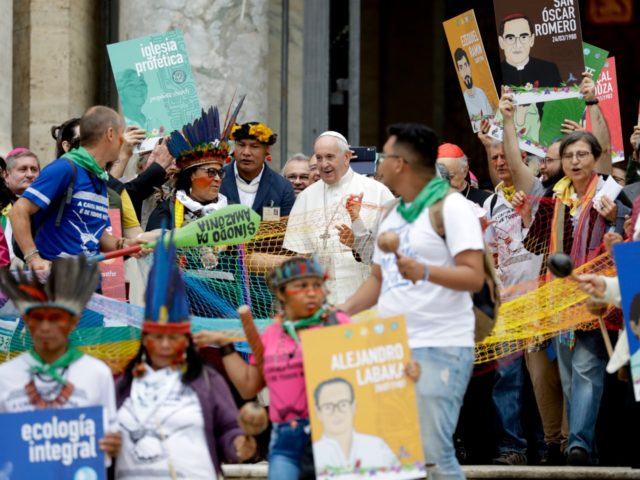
[538,42,609,147]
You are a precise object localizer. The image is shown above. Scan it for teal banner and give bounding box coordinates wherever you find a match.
[107,30,201,136]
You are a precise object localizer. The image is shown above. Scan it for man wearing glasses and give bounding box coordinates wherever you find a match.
[498,14,561,90]
[282,153,312,197]
[312,377,399,471]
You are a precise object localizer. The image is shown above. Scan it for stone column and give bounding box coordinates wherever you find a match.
[0,0,12,156]
[12,0,101,164]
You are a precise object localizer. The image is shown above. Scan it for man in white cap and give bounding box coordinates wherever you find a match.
[283,131,394,304]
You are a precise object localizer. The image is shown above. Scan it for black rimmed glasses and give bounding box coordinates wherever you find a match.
[197,166,226,179]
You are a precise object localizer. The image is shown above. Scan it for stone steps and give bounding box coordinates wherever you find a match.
[221,463,640,479]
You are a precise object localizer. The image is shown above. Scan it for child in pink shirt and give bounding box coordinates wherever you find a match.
[194,256,350,479]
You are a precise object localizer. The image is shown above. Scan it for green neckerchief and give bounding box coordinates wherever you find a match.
[29,348,84,385]
[63,146,109,182]
[396,176,450,223]
[281,308,326,344]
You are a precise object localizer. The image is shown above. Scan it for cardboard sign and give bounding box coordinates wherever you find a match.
[489,41,608,156]
[301,316,425,480]
[613,242,640,401]
[443,10,499,132]
[107,30,201,137]
[0,406,106,479]
[171,204,261,248]
[586,57,624,163]
[493,0,585,105]
[99,209,127,301]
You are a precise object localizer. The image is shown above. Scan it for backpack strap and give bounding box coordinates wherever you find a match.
[55,159,77,227]
[428,190,455,239]
[489,193,498,218]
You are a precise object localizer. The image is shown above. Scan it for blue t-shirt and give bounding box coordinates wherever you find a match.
[22,159,110,260]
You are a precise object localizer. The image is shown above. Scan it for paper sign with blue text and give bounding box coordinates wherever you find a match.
[0,406,106,479]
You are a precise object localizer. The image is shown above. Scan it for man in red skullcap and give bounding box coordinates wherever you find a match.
[436,143,491,207]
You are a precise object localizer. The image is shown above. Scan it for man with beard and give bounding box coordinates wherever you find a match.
[455,48,494,132]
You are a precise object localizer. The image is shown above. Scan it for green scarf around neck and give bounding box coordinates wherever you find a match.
[397,176,450,223]
[281,308,327,344]
[63,146,109,182]
[29,348,84,385]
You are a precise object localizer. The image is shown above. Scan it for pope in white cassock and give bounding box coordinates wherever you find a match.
[283,131,394,304]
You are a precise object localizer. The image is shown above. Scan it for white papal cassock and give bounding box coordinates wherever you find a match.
[283,168,394,304]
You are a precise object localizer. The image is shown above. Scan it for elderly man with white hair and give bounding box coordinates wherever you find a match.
[283,131,394,304]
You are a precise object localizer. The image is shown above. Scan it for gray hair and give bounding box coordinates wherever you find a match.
[287,153,309,162]
[6,150,40,171]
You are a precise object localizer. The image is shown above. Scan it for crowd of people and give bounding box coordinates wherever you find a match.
[0,64,639,479]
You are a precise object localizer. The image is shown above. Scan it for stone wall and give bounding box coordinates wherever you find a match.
[12,0,101,164]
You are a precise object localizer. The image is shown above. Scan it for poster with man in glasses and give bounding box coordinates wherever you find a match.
[301,316,424,480]
[493,0,585,105]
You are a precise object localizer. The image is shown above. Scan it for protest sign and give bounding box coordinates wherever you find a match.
[107,30,201,137]
[301,316,425,480]
[488,41,607,156]
[493,0,584,105]
[586,57,624,163]
[443,10,499,132]
[99,209,126,301]
[0,406,106,479]
[613,242,640,401]
[538,42,609,147]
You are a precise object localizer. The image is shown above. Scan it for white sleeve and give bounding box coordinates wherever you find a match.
[283,192,313,253]
[443,193,485,257]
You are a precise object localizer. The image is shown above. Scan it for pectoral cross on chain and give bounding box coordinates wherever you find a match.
[319,229,331,249]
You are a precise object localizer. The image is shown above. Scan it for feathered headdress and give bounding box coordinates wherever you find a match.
[143,231,191,333]
[166,94,246,171]
[0,256,100,317]
[267,256,327,291]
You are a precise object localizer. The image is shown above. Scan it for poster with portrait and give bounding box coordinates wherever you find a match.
[493,0,585,105]
[301,316,425,480]
[0,406,106,479]
[443,10,499,133]
[487,41,607,157]
[613,242,640,401]
[586,57,624,163]
[107,30,201,137]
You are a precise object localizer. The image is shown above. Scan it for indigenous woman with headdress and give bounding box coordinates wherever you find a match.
[193,257,352,479]
[0,256,122,459]
[146,100,244,232]
[115,235,256,479]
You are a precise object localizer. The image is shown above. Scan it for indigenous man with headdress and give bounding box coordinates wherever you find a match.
[0,256,122,459]
[221,121,296,220]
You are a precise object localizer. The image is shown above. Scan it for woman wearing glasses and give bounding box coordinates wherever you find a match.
[523,130,630,466]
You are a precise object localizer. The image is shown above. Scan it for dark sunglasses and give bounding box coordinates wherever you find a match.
[198,166,226,179]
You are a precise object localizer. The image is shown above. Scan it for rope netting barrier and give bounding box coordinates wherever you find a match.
[0,196,621,373]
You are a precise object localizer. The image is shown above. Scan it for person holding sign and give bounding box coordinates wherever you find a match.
[194,257,353,479]
[0,256,122,459]
[342,123,485,480]
[147,104,241,231]
[115,234,256,479]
